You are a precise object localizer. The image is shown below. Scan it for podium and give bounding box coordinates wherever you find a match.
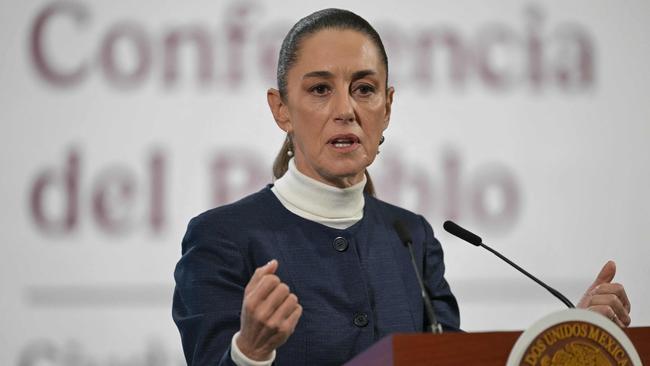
[344,327,650,365]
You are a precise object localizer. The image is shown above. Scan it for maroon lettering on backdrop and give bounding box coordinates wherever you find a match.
[476,24,517,90]
[373,22,409,88]
[469,164,519,232]
[209,149,266,207]
[443,149,461,221]
[30,149,79,234]
[256,24,290,85]
[163,26,213,88]
[553,26,594,90]
[28,147,519,238]
[224,2,261,88]
[374,148,519,233]
[415,27,467,89]
[28,2,595,92]
[527,6,544,89]
[100,22,152,89]
[92,166,136,234]
[149,151,165,233]
[29,149,166,236]
[30,2,89,87]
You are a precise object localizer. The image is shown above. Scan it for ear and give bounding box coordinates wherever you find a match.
[382,86,395,131]
[267,88,292,133]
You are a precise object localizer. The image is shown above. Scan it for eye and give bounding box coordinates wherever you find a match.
[354,83,376,97]
[309,84,331,96]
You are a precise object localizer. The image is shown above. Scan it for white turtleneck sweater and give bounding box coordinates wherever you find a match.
[231,158,366,366]
[271,158,365,229]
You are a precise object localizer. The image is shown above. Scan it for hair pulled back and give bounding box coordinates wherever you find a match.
[271,9,389,196]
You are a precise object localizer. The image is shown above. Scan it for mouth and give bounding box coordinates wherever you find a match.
[327,134,361,151]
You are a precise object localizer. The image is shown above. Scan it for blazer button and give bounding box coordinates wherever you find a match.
[353,313,369,328]
[333,237,348,252]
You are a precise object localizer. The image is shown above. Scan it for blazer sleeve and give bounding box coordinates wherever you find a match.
[419,215,461,332]
[172,215,250,366]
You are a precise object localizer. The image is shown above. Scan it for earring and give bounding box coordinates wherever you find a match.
[286,135,294,157]
[379,135,385,145]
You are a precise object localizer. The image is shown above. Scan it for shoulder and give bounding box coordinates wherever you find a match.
[367,195,421,220]
[181,186,277,247]
[193,186,276,224]
[365,195,434,239]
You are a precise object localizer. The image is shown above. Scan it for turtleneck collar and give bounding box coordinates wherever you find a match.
[271,159,365,230]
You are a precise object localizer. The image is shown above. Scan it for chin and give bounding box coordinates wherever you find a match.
[323,158,371,182]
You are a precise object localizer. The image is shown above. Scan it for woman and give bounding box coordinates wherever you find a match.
[172,9,631,366]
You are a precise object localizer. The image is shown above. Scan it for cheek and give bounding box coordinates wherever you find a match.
[290,107,329,151]
[362,94,387,114]
[360,104,388,135]
[294,105,329,131]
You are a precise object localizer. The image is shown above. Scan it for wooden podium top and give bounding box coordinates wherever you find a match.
[344,327,650,366]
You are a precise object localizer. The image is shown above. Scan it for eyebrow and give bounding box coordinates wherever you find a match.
[351,69,377,80]
[302,69,378,80]
[303,70,334,79]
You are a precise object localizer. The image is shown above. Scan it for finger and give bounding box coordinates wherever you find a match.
[259,293,298,338]
[256,283,291,320]
[246,260,278,292]
[267,301,302,335]
[589,294,630,325]
[256,304,303,352]
[258,299,302,344]
[246,274,281,305]
[283,304,303,333]
[239,275,284,347]
[245,260,278,296]
[264,294,298,342]
[269,293,299,323]
[593,282,631,313]
[586,261,616,292]
[612,314,626,328]
[589,305,626,328]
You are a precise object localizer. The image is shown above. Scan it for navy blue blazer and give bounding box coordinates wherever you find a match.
[172,186,460,366]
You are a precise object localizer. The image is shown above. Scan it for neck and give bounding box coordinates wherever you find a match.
[271,159,365,229]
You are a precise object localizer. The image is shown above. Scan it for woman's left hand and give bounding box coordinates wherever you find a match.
[577,260,631,328]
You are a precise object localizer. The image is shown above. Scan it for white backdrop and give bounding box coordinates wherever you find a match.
[2,0,649,365]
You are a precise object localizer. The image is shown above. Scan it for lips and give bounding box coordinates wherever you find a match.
[327,134,360,147]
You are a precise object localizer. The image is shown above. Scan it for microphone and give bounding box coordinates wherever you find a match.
[443,220,575,308]
[393,220,443,334]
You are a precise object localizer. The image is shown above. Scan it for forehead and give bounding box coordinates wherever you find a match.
[291,28,385,77]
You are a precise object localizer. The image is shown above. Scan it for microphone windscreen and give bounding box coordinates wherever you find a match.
[392,220,412,246]
[443,220,482,246]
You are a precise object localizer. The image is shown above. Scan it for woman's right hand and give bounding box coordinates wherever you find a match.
[237,259,303,361]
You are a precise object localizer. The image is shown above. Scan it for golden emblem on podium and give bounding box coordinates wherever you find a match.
[508,310,643,366]
[540,340,611,366]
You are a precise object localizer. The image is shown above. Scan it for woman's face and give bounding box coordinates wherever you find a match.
[268,29,394,188]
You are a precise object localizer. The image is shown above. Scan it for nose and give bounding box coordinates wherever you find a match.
[333,90,355,124]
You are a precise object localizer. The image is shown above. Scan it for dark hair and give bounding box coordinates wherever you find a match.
[272,8,389,196]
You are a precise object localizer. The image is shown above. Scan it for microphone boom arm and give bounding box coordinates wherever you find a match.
[443,220,575,309]
[480,242,575,308]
